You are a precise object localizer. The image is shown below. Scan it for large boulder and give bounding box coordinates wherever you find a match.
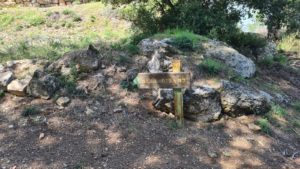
[153,86,222,122]
[5,59,49,79]
[220,80,271,116]
[203,40,256,78]
[48,44,100,74]
[7,76,32,96]
[0,71,14,90]
[26,71,60,99]
[138,38,176,56]
[257,41,277,62]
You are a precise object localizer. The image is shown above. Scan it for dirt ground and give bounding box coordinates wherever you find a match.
[0,62,300,169]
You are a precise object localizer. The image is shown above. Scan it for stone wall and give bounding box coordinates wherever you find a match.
[0,0,90,7]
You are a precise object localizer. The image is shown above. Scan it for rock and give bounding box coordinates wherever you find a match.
[207,150,218,158]
[85,107,96,116]
[153,86,222,122]
[248,123,261,131]
[26,71,60,99]
[39,133,45,140]
[0,71,14,90]
[138,38,176,56]
[203,40,256,78]
[5,59,49,79]
[113,107,123,113]
[47,11,60,21]
[126,68,138,81]
[220,80,271,116]
[56,97,71,107]
[147,51,162,73]
[257,41,277,62]
[0,64,4,72]
[7,76,32,96]
[77,73,105,93]
[48,44,99,73]
[184,86,222,122]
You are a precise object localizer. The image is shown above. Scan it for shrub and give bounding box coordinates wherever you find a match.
[62,9,75,16]
[73,15,82,22]
[293,101,300,113]
[199,58,223,75]
[256,118,270,133]
[273,54,288,65]
[171,36,194,51]
[21,106,41,117]
[0,90,4,98]
[27,16,45,26]
[278,33,300,55]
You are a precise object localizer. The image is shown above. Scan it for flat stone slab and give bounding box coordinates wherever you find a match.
[0,71,14,90]
[7,77,32,96]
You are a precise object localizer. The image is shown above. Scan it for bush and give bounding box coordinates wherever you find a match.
[170,36,194,51]
[271,104,287,117]
[293,101,300,113]
[62,9,75,16]
[199,58,223,75]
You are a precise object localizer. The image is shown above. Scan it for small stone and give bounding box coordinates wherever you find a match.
[207,150,218,158]
[85,107,96,116]
[113,107,123,113]
[56,97,71,107]
[39,133,45,140]
[248,123,261,131]
[0,64,4,72]
[100,64,106,69]
[8,125,14,129]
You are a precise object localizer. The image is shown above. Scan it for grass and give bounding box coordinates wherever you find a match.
[153,29,208,50]
[256,118,271,134]
[293,101,300,113]
[198,58,224,75]
[21,106,41,117]
[0,2,133,63]
[0,13,14,29]
[278,33,300,57]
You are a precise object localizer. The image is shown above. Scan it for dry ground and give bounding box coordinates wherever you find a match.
[0,63,299,169]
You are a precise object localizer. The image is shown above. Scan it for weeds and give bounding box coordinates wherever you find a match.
[199,58,223,75]
[293,101,300,113]
[0,13,14,29]
[271,104,287,117]
[21,106,41,117]
[256,118,270,134]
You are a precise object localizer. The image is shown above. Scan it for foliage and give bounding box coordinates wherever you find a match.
[271,104,287,117]
[120,79,138,91]
[256,118,271,134]
[225,32,267,52]
[273,54,288,65]
[293,101,300,113]
[21,106,41,117]
[0,13,14,29]
[0,90,4,98]
[278,33,300,56]
[199,58,224,75]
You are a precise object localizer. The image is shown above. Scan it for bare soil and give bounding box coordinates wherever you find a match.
[0,63,300,169]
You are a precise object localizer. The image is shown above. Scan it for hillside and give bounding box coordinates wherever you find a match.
[0,2,300,169]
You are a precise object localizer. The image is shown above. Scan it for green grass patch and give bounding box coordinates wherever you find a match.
[293,101,300,113]
[153,29,208,50]
[271,104,287,117]
[62,9,76,16]
[21,106,41,117]
[278,33,300,56]
[198,58,224,75]
[256,118,271,134]
[0,13,14,29]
